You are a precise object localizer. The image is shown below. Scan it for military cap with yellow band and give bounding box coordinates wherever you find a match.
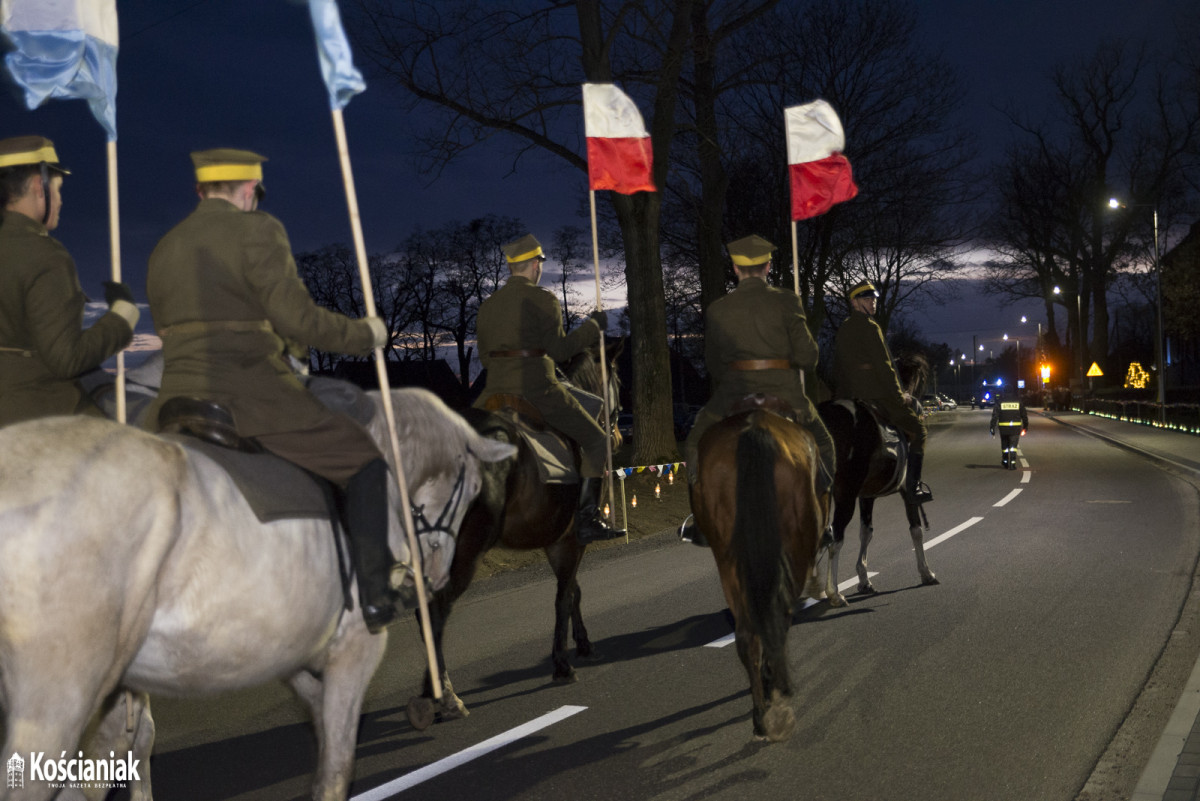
[848,280,880,300]
[190,148,267,183]
[0,135,70,174]
[501,233,546,264]
[726,234,775,267]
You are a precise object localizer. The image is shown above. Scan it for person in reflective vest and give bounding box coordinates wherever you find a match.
[989,390,1028,470]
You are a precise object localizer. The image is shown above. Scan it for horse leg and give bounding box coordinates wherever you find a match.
[905,500,939,586]
[545,536,593,663]
[72,690,155,801]
[0,662,115,801]
[856,497,877,594]
[300,629,388,801]
[549,565,580,684]
[419,589,469,720]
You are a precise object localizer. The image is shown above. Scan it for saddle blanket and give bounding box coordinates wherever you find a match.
[167,435,335,523]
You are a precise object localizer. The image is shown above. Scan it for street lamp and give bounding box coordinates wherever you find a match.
[1108,197,1165,424]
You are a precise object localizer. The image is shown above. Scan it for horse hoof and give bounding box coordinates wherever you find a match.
[437,696,470,721]
[827,593,848,608]
[855,582,877,595]
[761,704,796,742]
[552,669,578,684]
[923,575,940,586]
[406,696,436,731]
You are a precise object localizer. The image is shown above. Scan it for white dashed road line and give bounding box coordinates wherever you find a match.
[993,489,1023,507]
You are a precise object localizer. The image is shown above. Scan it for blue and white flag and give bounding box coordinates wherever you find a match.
[307,0,364,110]
[0,0,119,140]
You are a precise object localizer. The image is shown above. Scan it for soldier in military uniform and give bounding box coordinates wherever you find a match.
[679,235,836,544]
[990,389,1028,469]
[832,281,932,503]
[474,233,624,543]
[144,148,398,632]
[0,135,139,427]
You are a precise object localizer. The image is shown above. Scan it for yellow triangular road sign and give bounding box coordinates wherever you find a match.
[1087,362,1104,377]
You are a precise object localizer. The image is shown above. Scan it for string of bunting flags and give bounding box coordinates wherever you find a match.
[610,462,686,479]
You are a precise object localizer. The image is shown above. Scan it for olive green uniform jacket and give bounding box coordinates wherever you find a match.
[684,277,832,479]
[832,308,926,451]
[473,274,607,477]
[0,210,133,427]
[145,198,378,483]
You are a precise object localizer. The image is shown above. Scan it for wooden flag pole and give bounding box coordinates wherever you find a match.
[791,219,799,296]
[588,190,621,540]
[107,140,126,425]
[331,108,442,701]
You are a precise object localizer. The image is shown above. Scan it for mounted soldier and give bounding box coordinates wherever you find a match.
[680,234,836,545]
[832,280,932,504]
[143,147,402,633]
[473,232,624,544]
[990,389,1028,469]
[0,135,138,427]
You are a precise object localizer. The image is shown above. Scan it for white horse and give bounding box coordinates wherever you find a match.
[0,388,515,801]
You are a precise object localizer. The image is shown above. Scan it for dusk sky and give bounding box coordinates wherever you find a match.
[1,0,1194,362]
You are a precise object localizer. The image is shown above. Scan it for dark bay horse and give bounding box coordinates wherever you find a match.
[419,340,623,718]
[813,355,938,606]
[693,409,824,741]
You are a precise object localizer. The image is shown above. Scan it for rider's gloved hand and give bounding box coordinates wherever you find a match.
[102,281,140,330]
[365,316,388,349]
[589,309,608,331]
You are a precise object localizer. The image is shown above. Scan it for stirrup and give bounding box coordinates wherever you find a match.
[679,514,708,547]
[910,482,933,504]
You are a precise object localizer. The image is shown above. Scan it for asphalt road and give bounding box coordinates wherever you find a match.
[132,408,1200,801]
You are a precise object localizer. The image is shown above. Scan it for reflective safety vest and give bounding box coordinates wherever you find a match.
[996,401,1025,429]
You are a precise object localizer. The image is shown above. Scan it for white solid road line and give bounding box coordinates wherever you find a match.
[350,705,587,800]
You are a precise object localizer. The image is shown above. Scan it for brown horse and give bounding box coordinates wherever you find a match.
[419,340,623,717]
[693,408,824,741]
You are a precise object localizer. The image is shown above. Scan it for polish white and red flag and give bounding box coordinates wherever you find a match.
[582,83,656,194]
[785,99,858,220]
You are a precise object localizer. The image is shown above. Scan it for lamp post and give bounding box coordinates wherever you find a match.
[1109,197,1165,425]
[1003,333,1020,391]
[1054,285,1085,389]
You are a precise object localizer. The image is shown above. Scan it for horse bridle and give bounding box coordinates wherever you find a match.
[408,459,469,551]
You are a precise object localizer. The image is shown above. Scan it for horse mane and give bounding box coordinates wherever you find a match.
[893,352,929,398]
[366,388,477,482]
[560,337,622,397]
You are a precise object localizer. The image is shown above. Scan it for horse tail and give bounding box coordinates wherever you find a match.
[733,418,786,641]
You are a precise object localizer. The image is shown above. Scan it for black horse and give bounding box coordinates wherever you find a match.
[811,355,939,606]
[419,340,623,719]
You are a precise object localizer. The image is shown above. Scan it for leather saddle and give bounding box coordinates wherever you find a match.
[727,392,797,422]
[482,393,580,485]
[832,399,908,498]
[156,395,339,523]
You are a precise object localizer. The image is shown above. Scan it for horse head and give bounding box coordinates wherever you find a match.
[365,388,515,592]
[560,336,624,449]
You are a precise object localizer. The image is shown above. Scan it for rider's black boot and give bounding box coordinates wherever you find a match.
[679,481,707,546]
[344,458,401,633]
[575,477,626,543]
[906,450,933,504]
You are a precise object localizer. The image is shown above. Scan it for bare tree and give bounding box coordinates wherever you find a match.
[551,224,589,328]
[350,0,697,462]
[987,40,1200,384]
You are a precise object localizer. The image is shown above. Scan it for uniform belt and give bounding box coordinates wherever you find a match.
[0,345,34,357]
[728,359,791,371]
[159,319,274,338]
[488,349,547,358]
